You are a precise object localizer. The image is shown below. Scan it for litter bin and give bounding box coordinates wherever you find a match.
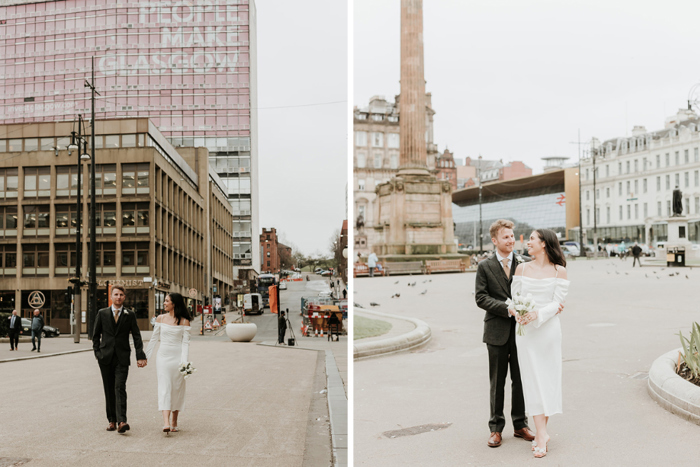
[667,247,686,267]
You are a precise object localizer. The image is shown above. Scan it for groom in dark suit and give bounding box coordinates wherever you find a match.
[92,285,147,433]
[475,219,535,448]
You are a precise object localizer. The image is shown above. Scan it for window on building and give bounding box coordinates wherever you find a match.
[685,172,690,188]
[23,205,50,237]
[634,160,638,172]
[685,149,689,163]
[618,162,622,174]
[644,203,648,218]
[686,198,690,215]
[586,209,590,225]
[390,154,399,169]
[56,166,79,197]
[372,132,384,148]
[0,206,17,236]
[0,244,17,274]
[634,204,638,219]
[657,176,661,191]
[586,191,589,201]
[667,200,671,216]
[355,131,367,147]
[122,202,149,233]
[22,244,49,277]
[122,163,149,194]
[23,167,50,198]
[696,170,699,187]
[95,203,117,234]
[627,205,631,219]
[596,207,600,224]
[656,154,660,168]
[626,161,630,174]
[675,173,680,187]
[696,197,700,214]
[618,182,622,196]
[121,242,149,273]
[675,151,680,165]
[606,187,610,198]
[666,174,670,190]
[643,178,647,193]
[642,157,647,170]
[619,205,623,220]
[658,201,662,216]
[0,168,19,199]
[54,243,76,276]
[356,153,366,168]
[54,204,78,235]
[358,179,365,191]
[634,180,638,195]
[605,165,609,177]
[95,164,117,195]
[387,133,400,149]
[695,148,699,162]
[266,251,270,257]
[596,189,599,199]
[626,181,630,194]
[586,169,589,180]
[96,242,117,274]
[374,153,383,169]
[665,153,670,166]
[606,207,610,224]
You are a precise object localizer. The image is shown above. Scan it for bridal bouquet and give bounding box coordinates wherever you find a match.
[505,292,536,336]
[179,362,196,379]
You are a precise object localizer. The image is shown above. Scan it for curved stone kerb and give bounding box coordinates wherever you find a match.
[353,308,431,361]
[647,348,700,425]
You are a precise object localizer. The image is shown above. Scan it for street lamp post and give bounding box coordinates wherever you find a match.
[478,155,483,253]
[86,57,99,340]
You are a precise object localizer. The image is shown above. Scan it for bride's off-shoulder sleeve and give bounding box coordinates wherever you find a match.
[180,326,191,364]
[511,276,522,298]
[533,279,570,328]
[144,322,160,360]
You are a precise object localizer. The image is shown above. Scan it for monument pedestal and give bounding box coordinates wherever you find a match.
[664,216,698,266]
[372,173,457,257]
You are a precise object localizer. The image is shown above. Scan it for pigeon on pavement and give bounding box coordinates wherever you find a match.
[369,302,380,307]
[420,290,427,295]
[391,293,400,298]
[394,280,399,284]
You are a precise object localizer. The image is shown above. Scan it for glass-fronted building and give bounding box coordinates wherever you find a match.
[0,0,259,283]
[452,168,580,250]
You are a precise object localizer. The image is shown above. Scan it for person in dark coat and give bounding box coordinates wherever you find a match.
[631,242,643,267]
[31,309,45,352]
[278,310,287,345]
[8,309,21,351]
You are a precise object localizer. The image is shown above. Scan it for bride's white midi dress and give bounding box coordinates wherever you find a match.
[511,268,569,417]
[145,323,191,411]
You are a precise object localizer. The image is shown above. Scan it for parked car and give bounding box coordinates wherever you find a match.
[560,245,577,258]
[20,318,60,337]
[320,270,333,277]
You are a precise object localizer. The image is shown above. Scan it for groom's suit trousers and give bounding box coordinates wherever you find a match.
[487,322,527,433]
[99,354,130,424]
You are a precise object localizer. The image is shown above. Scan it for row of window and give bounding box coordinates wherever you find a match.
[356,152,399,170]
[355,131,400,149]
[585,171,700,200]
[0,242,149,277]
[585,197,700,225]
[585,147,700,180]
[0,164,149,198]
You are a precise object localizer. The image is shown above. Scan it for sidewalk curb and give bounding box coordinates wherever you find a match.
[648,348,700,425]
[353,308,431,361]
[0,348,92,364]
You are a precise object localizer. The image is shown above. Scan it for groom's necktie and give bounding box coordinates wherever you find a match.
[501,258,510,278]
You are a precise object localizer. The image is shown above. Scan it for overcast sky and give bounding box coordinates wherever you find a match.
[256,0,347,256]
[355,0,700,173]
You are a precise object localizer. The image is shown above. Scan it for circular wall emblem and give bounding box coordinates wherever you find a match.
[189,288,197,298]
[28,291,46,309]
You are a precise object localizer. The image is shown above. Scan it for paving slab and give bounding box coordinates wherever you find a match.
[0,337,325,466]
[354,261,700,466]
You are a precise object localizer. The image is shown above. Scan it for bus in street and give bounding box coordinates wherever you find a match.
[257,273,277,308]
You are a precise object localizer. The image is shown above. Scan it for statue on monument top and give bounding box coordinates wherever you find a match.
[672,185,683,217]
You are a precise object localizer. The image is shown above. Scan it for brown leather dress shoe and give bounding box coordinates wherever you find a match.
[117,422,130,434]
[106,422,117,431]
[488,432,502,447]
[514,427,535,441]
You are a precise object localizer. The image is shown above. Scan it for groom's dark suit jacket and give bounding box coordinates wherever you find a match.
[475,253,529,346]
[92,307,146,366]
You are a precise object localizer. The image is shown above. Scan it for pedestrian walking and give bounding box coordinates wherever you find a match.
[342,288,347,299]
[631,242,642,267]
[7,309,21,351]
[278,310,287,345]
[368,252,379,277]
[31,309,44,353]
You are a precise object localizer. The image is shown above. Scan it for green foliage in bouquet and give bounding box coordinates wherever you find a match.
[678,322,700,379]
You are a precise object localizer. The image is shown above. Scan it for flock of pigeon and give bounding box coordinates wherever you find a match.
[603,261,692,279]
[356,278,434,308]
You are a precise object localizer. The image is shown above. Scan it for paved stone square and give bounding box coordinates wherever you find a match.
[354,260,700,466]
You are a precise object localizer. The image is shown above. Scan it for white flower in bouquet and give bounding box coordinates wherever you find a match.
[505,293,536,336]
[179,362,195,379]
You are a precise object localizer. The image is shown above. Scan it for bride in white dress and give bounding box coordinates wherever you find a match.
[145,292,191,433]
[510,229,569,459]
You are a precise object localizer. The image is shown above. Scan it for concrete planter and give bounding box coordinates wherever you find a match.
[353,308,431,360]
[226,323,257,342]
[648,348,700,425]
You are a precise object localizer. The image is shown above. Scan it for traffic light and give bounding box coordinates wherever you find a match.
[65,286,72,305]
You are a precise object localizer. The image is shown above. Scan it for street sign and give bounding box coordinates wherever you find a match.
[203,305,213,314]
[189,288,197,298]
[204,321,213,330]
[212,318,220,328]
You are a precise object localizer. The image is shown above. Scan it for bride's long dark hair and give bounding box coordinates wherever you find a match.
[167,293,192,325]
[535,229,567,268]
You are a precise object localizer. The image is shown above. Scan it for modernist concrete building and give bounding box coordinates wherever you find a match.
[0,0,259,290]
[452,168,580,251]
[353,95,440,257]
[581,109,700,246]
[0,118,235,332]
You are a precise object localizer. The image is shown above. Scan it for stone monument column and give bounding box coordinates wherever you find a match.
[399,0,428,175]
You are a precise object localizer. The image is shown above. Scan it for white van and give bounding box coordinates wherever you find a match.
[243,293,263,315]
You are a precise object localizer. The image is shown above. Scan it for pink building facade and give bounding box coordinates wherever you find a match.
[0,0,259,274]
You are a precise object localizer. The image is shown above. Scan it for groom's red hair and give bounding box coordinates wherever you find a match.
[489,219,514,240]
